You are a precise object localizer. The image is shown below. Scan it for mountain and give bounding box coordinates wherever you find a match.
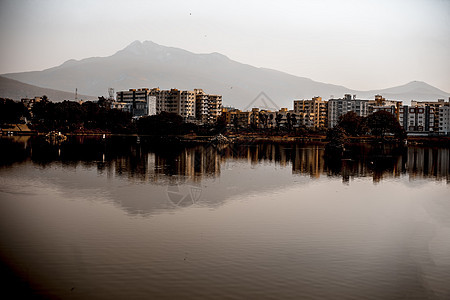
[2,40,449,107]
[0,76,95,101]
[356,81,450,101]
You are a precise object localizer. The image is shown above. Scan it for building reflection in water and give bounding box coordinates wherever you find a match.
[1,136,449,184]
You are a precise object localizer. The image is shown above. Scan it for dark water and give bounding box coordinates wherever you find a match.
[0,136,449,299]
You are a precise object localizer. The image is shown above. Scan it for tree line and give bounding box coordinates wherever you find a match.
[330,110,406,140]
[0,98,225,135]
[1,97,405,139]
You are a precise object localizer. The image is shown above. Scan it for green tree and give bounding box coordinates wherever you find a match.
[325,126,348,151]
[366,111,405,139]
[337,111,367,136]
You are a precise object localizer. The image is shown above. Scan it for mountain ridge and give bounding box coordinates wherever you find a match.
[0,75,94,101]
[2,40,449,107]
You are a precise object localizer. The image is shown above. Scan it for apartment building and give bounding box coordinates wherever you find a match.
[148,88,222,122]
[195,89,209,123]
[192,89,222,123]
[293,96,327,128]
[399,104,435,133]
[208,95,223,123]
[180,90,196,120]
[327,94,370,128]
[368,95,403,120]
[114,88,156,117]
[411,99,448,132]
[438,106,450,134]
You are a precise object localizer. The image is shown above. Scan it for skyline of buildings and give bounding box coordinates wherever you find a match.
[15,86,450,135]
[113,87,222,123]
[221,93,450,135]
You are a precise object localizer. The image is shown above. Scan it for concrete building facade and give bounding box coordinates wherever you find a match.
[115,88,155,117]
[438,106,450,134]
[293,96,327,128]
[327,94,370,128]
[399,104,435,133]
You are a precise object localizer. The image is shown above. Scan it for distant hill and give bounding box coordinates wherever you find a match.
[2,40,449,108]
[356,81,450,102]
[0,76,95,102]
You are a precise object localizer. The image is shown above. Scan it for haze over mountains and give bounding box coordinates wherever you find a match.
[2,40,449,108]
[0,76,94,101]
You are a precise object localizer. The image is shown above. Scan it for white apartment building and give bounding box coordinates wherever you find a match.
[148,96,156,116]
[148,88,221,122]
[327,94,370,128]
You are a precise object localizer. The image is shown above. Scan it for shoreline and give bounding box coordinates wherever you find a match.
[2,131,450,147]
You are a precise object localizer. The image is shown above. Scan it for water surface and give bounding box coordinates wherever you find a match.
[1,136,449,299]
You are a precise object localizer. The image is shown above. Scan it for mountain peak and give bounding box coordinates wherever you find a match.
[120,40,145,55]
[116,40,174,57]
[208,52,229,60]
[60,59,79,67]
[405,80,428,86]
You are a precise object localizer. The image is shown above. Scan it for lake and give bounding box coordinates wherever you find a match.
[1,135,449,299]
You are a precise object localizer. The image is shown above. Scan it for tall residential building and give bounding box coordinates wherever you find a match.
[438,106,450,134]
[327,94,370,128]
[180,90,196,120]
[114,88,155,117]
[194,89,223,123]
[399,104,435,133]
[148,96,157,116]
[411,99,448,132]
[149,88,221,122]
[195,89,209,123]
[207,94,223,123]
[368,95,403,120]
[293,96,327,128]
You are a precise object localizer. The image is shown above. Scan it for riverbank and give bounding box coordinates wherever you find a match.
[2,129,450,147]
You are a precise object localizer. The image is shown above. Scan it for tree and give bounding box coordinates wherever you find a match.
[325,126,348,151]
[136,112,185,135]
[366,110,405,139]
[258,111,268,129]
[337,111,366,136]
[0,99,29,124]
[286,113,292,132]
[97,96,112,109]
[214,114,227,133]
[250,112,258,130]
[30,99,133,133]
[268,113,274,129]
[290,113,297,133]
[275,113,282,131]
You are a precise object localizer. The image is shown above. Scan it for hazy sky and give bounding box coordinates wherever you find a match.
[0,0,449,92]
